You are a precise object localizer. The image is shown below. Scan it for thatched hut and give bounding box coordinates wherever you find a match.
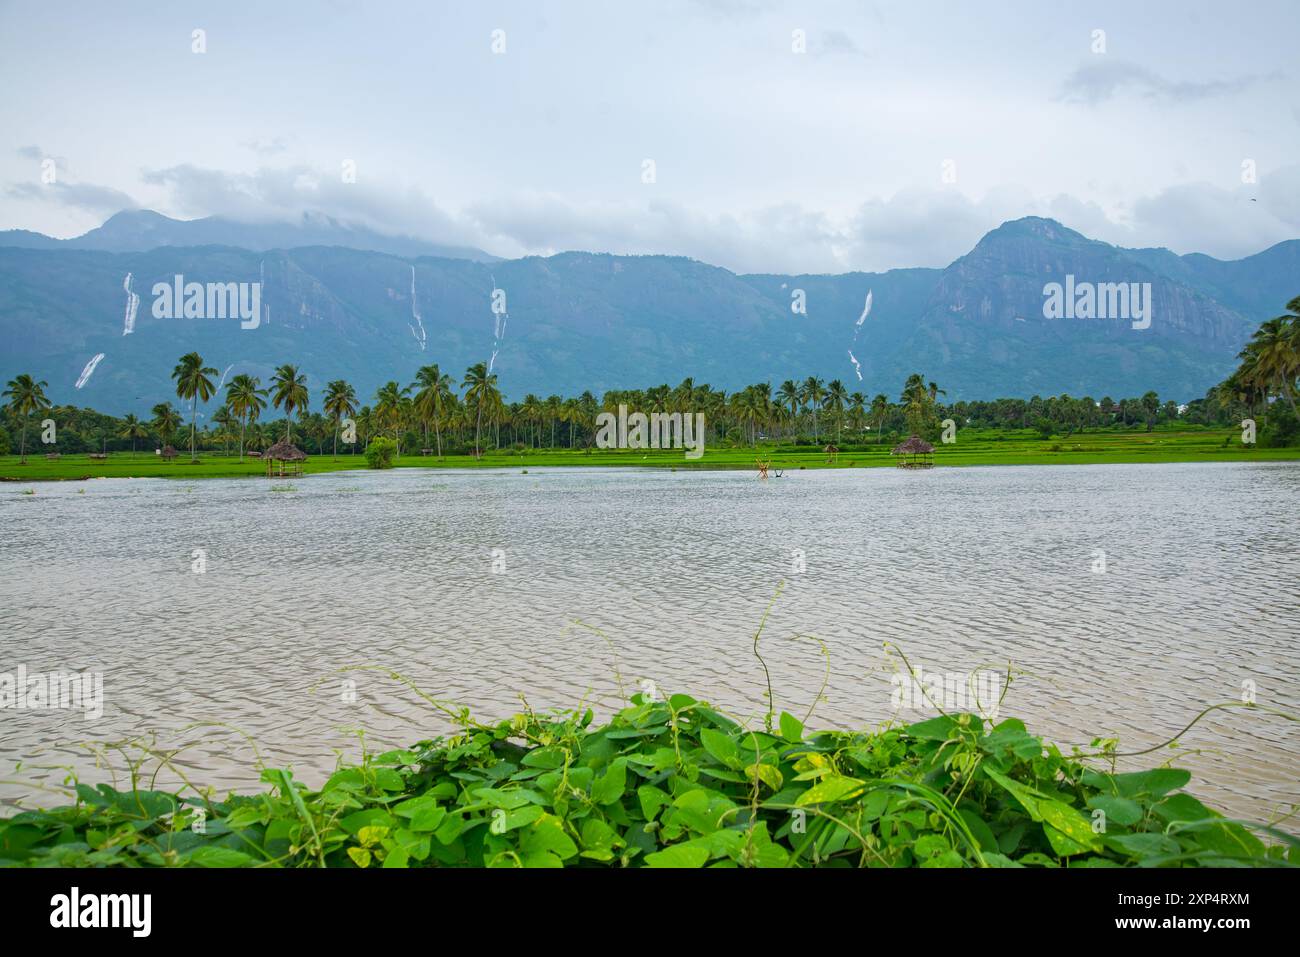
[823,443,840,463]
[159,445,179,463]
[264,441,307,477]
[890,435,934,469]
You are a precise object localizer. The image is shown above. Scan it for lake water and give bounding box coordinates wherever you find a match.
[1,462,1297,823]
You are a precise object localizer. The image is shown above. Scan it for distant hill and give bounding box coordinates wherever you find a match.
[0,209,500,263]
[0,214,1294,413]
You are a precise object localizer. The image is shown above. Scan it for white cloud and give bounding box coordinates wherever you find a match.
[1057,58,1274,105]
[7,179,138,214]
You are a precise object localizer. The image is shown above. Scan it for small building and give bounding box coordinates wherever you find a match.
[263,440,307,477]
[890,435,935,469]
[160,445,179,463]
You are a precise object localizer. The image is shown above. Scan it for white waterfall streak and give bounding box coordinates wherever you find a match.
[121,273,139,336]
[215,363,235,392]
[856,290,873,327]
[408,265,427,351]
[75,353,105,389]
[487,274,507,374]
[848,287,873,379]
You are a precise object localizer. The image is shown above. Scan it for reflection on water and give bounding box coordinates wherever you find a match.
[1,462,1297,822]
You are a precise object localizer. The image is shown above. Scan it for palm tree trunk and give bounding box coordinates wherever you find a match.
[20,420,28,464]
[1279,378,1299,419]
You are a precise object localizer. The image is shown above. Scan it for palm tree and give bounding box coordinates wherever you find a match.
[870,394,889,443]
[211,405,236,455]
[2,374,51,463]
[823,379,849,440]
[412,364,452,458]
[801,376,825,441]
[731,383,771,446]
[118,413,148,456]
[562,397,582,448]
[374,381,411,453]
[671,378,695,415]
[900,374,934,437]
[776,379,801,438]
[150,402,181,449]
[1238,300,1300,417]
[462,362,499,456]
[323,379,358,460]
[1140,391,1160,432]
[227,374,268,462]
[544,395,562,449]
[848,392,866,435]
[270,364,309,443]
[171,353,218,462]
[520,394,543,448]
[900,373,927,407]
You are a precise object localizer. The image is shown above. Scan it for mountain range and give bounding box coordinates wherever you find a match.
[1,210,1295,414]
[0,210,499,263]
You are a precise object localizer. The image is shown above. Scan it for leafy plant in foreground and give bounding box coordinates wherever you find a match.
[1,693,1294,868]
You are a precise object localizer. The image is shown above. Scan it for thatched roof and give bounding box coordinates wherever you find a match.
[160,445,178,459]
[823,443,840,453]
[263,441,307,461]
[891,435,934,455]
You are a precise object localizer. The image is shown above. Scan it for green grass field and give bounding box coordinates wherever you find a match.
[2,427,1297,481]
[5,429,1294,481]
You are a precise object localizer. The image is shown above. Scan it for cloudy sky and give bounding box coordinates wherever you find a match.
[1,0,1296,273]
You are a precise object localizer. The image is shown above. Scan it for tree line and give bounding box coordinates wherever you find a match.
[4,297,1297,461]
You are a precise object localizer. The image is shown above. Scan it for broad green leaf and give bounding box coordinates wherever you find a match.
[700,728,741,768]
[795,775,866,806]
[393,795,447,832]
[638,785,671,821]
[186,846,254,868]
[905,715,958,741]
[1151,793,1212,824]
[520,814,578,861]
[644,844,709,868]
[1106,832,1180,859]
[590,759,628,806]
[746,763,783,791]
[340,809,396,836]
[957,808,999,852]
[778,711,804,742]
[1038,800,1102,856]
[1085,795,1144,827]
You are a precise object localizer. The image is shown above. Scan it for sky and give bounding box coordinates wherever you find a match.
[1,0,1297,274]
